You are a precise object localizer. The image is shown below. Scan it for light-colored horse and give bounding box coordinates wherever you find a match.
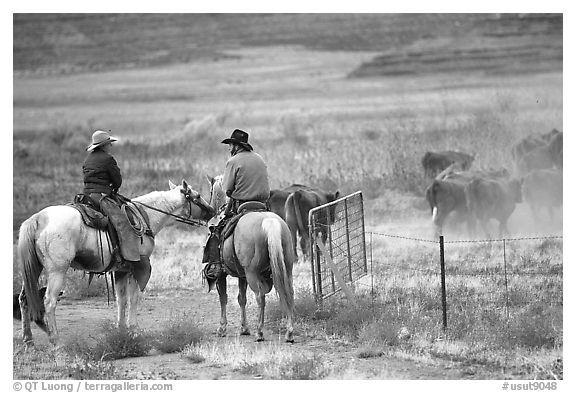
[207,175,295,342]
[17,180,215,346]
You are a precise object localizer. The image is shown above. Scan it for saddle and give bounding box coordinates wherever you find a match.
[202,201,268,291]
[69,194,109,229]
[69,194,153,271]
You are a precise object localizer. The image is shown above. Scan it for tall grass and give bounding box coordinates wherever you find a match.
[263,237,562,379]
[12,89,535,235]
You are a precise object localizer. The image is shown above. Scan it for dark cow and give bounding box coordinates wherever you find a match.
[285,188,340,261]
[522,168,563,224]
[511,129,562,175]
[465,177,523,238]
[547,131,563,169]
[421,150,475,178]
[268,184,312,221]
[425,167,510,237]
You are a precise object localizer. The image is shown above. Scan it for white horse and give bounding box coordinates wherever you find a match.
[17,180,215,346]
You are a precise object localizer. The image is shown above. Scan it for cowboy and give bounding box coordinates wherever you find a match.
[83,130,151,288]
[202,129,270,269]
[221,129,270,216]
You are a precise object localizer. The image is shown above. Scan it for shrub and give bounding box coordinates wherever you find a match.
[506,303,562,349]
[275,353,329,380]
[13,338,123,380]
[90,321,153,360]
[181,344,206,363]
[153,313,205,353]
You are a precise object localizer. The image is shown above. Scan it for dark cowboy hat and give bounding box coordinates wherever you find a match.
[221,129,253,151]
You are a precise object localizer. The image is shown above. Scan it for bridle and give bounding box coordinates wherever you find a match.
[133,186,212,227]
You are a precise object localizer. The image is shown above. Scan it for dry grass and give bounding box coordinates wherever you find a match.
[181,339,333,379]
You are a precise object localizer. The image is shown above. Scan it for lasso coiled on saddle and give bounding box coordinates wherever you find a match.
[121,202,148,237]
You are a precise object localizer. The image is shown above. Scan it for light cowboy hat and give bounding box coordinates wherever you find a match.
[221,129,253,151]
[86,130,118,152]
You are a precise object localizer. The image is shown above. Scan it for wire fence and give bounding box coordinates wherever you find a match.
[305,191,562,337]
[364,231,563,330]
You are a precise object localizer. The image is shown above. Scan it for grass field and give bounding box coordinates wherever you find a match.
[12,13,563,380]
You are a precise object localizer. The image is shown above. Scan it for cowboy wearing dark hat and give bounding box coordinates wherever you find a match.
[82,130,151,290]
[201,129,270,271]
[220,129,270,216]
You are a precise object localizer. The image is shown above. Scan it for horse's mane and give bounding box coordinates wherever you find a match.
[131,189,180,213]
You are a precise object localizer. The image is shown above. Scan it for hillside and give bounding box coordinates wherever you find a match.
[13,13,562,76]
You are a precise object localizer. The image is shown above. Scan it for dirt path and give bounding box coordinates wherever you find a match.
[14,288,499,380]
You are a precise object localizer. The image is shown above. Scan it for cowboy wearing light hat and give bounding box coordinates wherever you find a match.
[82,130,151,290]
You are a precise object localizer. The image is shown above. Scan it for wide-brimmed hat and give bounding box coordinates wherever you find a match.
[221,129,253,151]
[86,130,118,152]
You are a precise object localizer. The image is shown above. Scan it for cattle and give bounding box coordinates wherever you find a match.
[285,188,340,261]
[511,129,562,175]
[425,167,510,237]
[268,184,312,221]
[465,177,523,238]
[421,150,475,178]
[522,168,563,224]
[547,131,563,169]
[425,175,474,237]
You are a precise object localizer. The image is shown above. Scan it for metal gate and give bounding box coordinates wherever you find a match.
[308,191,367,300]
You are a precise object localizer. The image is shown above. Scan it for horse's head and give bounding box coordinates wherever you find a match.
[206,174,228,212]
[169,179,215,221]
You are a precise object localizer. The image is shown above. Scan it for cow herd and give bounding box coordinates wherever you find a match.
[264,129,562,258]
[423,129,563,238]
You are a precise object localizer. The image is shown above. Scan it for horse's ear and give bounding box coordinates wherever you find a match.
[181,179,189,189]
[169,180,177,190]
[334,191,340,199]
[206,174,215,186]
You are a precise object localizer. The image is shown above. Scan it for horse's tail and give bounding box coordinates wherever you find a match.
[261,217,294,314]
[291,191,308,237]
[18,213,44,322]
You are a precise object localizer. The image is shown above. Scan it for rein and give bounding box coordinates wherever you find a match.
[132,200,207,227]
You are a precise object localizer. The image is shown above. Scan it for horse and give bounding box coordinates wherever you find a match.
[17,180,215,346]
[206,175,295,342]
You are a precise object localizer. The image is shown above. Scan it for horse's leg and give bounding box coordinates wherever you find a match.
[44,272,66,346]
[238,277,250,335]
[126,275,140,328]
[254,291,266,342]
[114,272,129,329]
[246,273,268,342]
[300,233,309,257]
[290,228,299,261]
[216,275,228,337]
[19,287,33,346]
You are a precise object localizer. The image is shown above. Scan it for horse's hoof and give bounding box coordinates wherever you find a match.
[22,341,35,351]
[286,339,295,344]
[240,329,251,336]
[256,333,264,342]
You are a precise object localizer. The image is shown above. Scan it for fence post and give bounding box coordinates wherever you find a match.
[370,232,374,311]
[439,235,448,330]
[503,239,510,320]
[344,198,353,282]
